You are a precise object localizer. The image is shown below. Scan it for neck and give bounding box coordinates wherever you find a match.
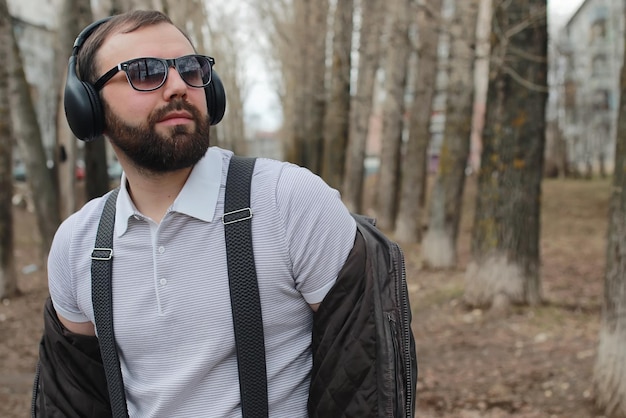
[122,163,192,224]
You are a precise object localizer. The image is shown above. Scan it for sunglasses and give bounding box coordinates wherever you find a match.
[93,54,215,92]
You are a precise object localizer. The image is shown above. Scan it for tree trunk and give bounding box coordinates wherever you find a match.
[0,0,17,299]
[342,0,385,213]
[469,0,493,174]
[593,6,626,413]
[290,0,314,168]
[321,0,354,191]
[421,0,479,265]
[394,0,443,243]
[83,0,110,201]
[465,0,547,309]
[55,90,77,218]
[56,0,93,217]
[9,14,60,264]
[300,0,329,173]
[278,4,300,164]
[599,152,607,179]
[84,139,111,199]
[375,0,411,231]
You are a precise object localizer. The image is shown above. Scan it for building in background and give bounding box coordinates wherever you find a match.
[553,0,624,175]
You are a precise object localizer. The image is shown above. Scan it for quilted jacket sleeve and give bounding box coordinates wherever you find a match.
[308,230,379,417]
[33,297,111,418]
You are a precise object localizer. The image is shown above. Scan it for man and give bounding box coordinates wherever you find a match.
[45,10,356,417]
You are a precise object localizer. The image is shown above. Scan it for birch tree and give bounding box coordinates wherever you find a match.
[465,0,547,309]
[343,0,385,213]
[321,0,354,191]
[375,0,411,231]
[296,0,329,172]
[593,4,626,412]
[421,0,480,264]
[394,0,443,243]
[469,0,494,174]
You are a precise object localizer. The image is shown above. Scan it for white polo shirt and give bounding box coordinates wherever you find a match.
[48,147,357,417]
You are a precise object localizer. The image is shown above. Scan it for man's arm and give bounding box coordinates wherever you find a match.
[57,313,96,336]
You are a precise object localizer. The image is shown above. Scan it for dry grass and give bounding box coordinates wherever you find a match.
[407,175,611,417]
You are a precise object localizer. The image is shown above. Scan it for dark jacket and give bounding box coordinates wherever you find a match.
[33,297,111,418]
[309,217,417,418]
[33,218,417,418]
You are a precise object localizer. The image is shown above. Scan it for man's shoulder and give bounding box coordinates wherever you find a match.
[55,192,112,238]
[223,150,301,181]
[221,150,328,196]
[49,191,114,264]
[251,156,318,181]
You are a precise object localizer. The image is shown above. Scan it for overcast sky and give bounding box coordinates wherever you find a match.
[549,0,586,26]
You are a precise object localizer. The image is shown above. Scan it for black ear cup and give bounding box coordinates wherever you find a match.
[206,70,226,125]
[64,17,112,142]
[64,17,227,142]
[64,55,105,141]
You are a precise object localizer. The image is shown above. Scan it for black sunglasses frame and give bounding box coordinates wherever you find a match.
[93,54,215,92]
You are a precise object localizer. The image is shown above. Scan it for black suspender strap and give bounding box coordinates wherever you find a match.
[90,156,268,417]
[223,156,269,418]
[91,187,129,418]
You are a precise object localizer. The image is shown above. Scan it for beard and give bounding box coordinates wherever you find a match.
[103,98,212,173]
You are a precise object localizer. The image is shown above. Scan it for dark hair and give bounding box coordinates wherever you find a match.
[77,10,193,84]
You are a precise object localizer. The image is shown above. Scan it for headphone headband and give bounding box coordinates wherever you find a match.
[72,17,113,51]
[64,15,226,141]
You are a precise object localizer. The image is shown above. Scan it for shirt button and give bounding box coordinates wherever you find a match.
[159,278,167,286]
[158,246,165,254]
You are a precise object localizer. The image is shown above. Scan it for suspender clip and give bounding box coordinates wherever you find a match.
[91,248,113,260]
[222,208,253,225]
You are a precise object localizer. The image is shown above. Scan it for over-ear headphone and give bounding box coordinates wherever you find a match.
[64,16,226,142]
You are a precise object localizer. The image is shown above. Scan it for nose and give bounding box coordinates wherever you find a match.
[161,66,188,99]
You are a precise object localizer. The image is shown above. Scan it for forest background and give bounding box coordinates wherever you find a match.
[2,0,625,417]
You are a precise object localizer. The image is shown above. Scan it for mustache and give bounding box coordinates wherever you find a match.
[149,99,202,124]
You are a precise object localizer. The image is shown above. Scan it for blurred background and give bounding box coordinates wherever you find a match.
[4,0,626,416]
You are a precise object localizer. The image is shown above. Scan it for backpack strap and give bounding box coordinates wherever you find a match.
[223,155,269,418]
[91,187,129,418]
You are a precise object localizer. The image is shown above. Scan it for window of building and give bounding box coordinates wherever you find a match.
[591,89,610,111]
[591,54,608,77]
[589,8,608,44]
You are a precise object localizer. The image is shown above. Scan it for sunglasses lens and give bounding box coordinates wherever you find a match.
[178,56,212,87]
[122,56,212,91]
[127,58,167,91]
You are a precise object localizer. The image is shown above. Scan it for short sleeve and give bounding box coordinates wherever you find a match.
[275,164,357,304]
[48,214,90,323]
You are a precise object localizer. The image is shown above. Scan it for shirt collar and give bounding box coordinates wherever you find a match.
[114,147,223,237]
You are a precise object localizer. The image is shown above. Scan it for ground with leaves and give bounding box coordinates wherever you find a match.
[0,177,612,417]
